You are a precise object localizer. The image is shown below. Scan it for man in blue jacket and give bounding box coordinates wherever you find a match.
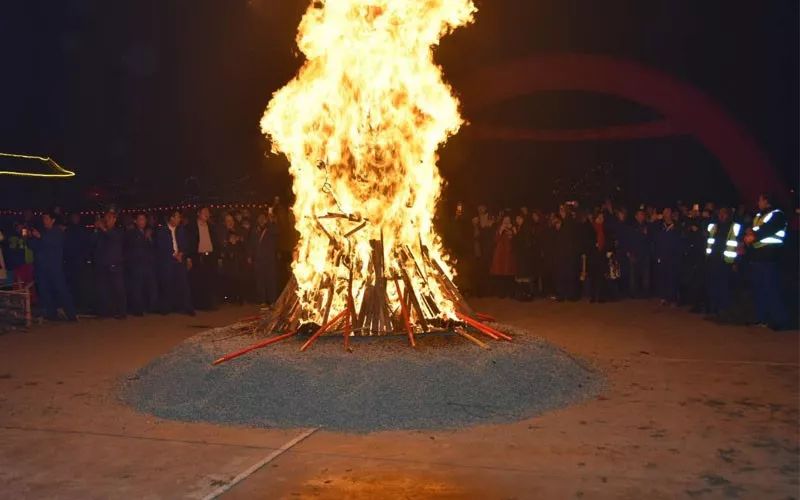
[29,211,77,321]
[94,209,127,319]
[125,213,158,315]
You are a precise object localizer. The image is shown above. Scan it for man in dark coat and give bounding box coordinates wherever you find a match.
[125,213,158,315]
[156,210,194,315]
[250,211,279,306]
[628,209,652,298]
[185,206,221,310]
[94,209,127,319]
[63,212,94,313]
[28,212,77,321]
[653,208,683,305]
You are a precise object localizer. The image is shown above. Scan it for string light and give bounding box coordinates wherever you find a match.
[0,152,76,178]
[0,202,273,217]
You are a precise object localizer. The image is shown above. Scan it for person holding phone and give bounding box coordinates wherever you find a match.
[490,215,516,298]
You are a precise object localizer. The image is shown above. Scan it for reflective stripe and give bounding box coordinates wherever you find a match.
[723,251,737,259]
[776,230,786,238]
[705,248,712,255]
[759,237,783,245]
[707,238,715,244]
[726,240,738,247]
[732,223,741,236]
[707,223,715,232]
[763,210,775,223]
[753,225,760,232]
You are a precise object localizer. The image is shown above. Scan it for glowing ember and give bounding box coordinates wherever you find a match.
[260,0,476,334]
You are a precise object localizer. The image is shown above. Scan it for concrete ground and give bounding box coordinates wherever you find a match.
[0,299,797,499]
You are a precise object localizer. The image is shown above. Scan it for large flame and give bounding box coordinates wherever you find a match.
[261,0,476,327]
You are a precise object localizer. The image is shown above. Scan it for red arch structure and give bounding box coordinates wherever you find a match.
[459,53,788,204]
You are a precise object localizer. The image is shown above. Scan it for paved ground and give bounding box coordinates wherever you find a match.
[0,299,797,499]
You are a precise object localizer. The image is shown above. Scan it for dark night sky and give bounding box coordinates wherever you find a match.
[0,0,797,209]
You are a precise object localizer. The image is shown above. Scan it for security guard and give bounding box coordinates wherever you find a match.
[704,207,741,315]
[744,193,789,329]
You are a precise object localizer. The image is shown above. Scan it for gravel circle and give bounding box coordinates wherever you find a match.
[120,322,604,432]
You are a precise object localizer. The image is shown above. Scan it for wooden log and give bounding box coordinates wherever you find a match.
[343,220,367,238]
[343,315,351,352]
[321,279,335,326]
[454,327,490,350]
[422,246,475,316]
[393,279,415,347]
[398,266,429,332]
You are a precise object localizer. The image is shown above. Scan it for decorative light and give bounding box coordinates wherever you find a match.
[0,152,76,178]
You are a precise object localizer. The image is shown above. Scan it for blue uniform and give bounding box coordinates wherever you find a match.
[653,221,682,303]
[705,220,736,314]
[156,225,193,314]
[63,223,94,313]
[94,227,127,318]
[29,227,76,320]
[628,222,651,297]
[125,227,158,315]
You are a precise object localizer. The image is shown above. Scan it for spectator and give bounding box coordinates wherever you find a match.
[490,215,516,298]
[156,210,194,316]
[94,209,127,319]
[681,205,707,312]
[588,211,609,303]
[126,213,158,316]
[628,209,652,298]
[186,206,221,310]
[704,207,738,317]
[512,213,533,300]
[28,212,76,321]
[7,222,35,289]
[250,210,279,306]
[744,193,789,329]
[64,213,94,313]
[220,213,246,304]
[528,210,546,297]
[475,204,495,297]
[654,208,682,306]
[446,202,474,295]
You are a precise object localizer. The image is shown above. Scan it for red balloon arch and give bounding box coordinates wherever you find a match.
[459,53,789,204]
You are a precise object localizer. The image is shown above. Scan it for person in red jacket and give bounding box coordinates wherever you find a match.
[490,215,516,297]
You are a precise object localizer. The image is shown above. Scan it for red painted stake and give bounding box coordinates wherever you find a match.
[474,312,497,323]
[300,310,347,352]
[456,312,512,341]
[212,330,298,366]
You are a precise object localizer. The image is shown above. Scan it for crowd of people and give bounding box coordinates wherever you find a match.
[0,198,296,322]
[442,193,797,330]
[0,193,796,331]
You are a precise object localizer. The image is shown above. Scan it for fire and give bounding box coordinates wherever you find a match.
[260,0,476,330]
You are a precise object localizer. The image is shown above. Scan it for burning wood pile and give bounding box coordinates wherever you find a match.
[213,0,510,365]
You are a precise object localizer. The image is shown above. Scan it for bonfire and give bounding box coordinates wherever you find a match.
[215,0,510,364]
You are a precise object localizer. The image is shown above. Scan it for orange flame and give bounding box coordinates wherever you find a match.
[261,0,476,326]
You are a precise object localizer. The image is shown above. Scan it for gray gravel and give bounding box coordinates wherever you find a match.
[120,322,603,432]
